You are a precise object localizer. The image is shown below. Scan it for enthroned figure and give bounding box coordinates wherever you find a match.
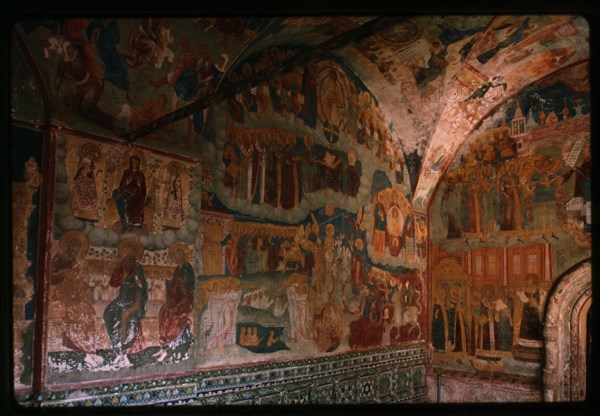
[112,155,147,232]
[103,238,148,368]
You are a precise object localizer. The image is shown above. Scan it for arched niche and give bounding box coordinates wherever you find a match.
[543,259,591,402]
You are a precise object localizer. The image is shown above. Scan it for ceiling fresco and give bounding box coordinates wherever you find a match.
[351,16,491,153]
[11,15,589,206]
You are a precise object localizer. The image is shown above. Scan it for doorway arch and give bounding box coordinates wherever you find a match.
[542,259,591,402]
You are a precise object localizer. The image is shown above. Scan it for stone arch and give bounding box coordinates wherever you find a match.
[543,258,592,402]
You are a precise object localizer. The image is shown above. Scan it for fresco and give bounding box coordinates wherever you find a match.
[42,57,427,387]
[16,18,275,157]
[45,132,201,383]
[217,126,363,208]
[366,188,425,268]
[14,15,589,207]
[45,203,427,385]
[431,69,590,249]
[11,126,43,390]
[45,231,199,374]
[429,254,555,372]
[57,134,197,238]
[11,14,591,405]
[201,55,411,225]
[355,16,490,158]
[16,17,422,165]
[193,204,426,358]
[428,67,591,376]
[411,15,588,212]
[43,129,425,389]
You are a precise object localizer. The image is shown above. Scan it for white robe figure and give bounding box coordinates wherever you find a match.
[201,287,241,350]
[222,288,242,346]
[286,284,310,341]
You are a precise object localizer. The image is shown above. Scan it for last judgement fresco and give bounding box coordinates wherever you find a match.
[39,43,430,386]
[10,14,591,405]
[45,108,425,385]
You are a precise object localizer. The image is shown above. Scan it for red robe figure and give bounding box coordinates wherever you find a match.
[113,155,147,230]
[154,243,195,362]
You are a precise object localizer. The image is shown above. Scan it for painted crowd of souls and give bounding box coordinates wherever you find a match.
[431,273,549,365]
[441,123,591,243]
[221,127,362,208]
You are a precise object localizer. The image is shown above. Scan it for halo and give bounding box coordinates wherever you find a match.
[347,149,357,163]
[378,20,421,47]
[167,161,182,176]
[325,223,335,235]
[58,230,89,258]
[123,148,146,170]
[226,221,237,234]
[78,142,102,162]
[117,237,144,261]
[354,237,364,250]
[168,241,188,261]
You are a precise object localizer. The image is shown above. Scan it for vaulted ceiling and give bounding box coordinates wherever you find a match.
[10,15,590,211]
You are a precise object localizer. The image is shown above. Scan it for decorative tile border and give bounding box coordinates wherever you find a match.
[312,383,335,404]
[285,386,310,405]
[34,344,426,407]
[376,370,392,398]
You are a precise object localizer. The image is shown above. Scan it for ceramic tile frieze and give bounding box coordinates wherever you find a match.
[36,344,426,406]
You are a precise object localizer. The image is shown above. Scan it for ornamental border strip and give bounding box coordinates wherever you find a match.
[35,344,426,407]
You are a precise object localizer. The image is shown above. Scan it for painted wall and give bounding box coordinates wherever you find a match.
[29,53,428,404]
[426,372,542,403]
[12,15,590,406]
[427,63,591,381]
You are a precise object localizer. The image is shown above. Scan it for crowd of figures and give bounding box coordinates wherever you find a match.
[49,234,196,369]
[46,133,426,374]
[441,126,591,242]
[34,18,244,139]
[431,273,548,363]
[220,49,403,176]
[31,17,411,168]
[214,215,426,352]
[220,128,362,209]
